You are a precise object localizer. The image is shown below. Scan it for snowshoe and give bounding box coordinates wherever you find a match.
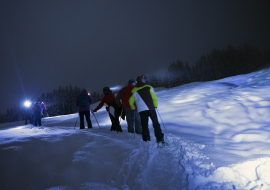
[157,141,169,148]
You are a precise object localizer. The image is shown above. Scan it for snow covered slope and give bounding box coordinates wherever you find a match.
[1,68,270,190]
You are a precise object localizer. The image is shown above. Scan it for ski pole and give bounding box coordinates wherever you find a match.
[133,111,136,138]
[156,108,167,132]
[115,110,119,134]
[91,109,100,128]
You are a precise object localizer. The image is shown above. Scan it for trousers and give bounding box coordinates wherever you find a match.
[139,110,164,142]
[79,111,92,129]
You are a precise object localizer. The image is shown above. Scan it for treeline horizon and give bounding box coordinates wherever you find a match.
[146,44,270,88]
[1,44,269,124]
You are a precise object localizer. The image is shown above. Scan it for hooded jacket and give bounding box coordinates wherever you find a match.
[93,92,116,112]
[75,90,94,111]
[32,103,42,113]
[115,84,135,109]
[129,81,158,113]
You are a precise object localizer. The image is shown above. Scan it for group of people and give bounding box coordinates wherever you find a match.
[75,75,165,145]
[25,102,48,126]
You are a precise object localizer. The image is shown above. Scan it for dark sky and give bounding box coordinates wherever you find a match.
[0,0,270,113]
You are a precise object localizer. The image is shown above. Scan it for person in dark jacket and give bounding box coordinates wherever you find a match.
[92,87,122,132]
[129,75,164,144]
[75,89,94,129]
[116,79,142,134]
[32,102,42,126]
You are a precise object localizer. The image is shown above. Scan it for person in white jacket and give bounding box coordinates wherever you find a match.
[129,75,164,144]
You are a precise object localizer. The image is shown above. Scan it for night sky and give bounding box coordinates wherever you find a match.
[0,0,270,113]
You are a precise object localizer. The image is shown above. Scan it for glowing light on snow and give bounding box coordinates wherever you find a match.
[247,96,262,101]
[174,97,197,104]
[15,126,24,130]
[24,101,31,107]
[110,85,122,91]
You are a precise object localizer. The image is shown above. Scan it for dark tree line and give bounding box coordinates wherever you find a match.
[0,105,25,124]
[147,44,270,88]
[0,85,103,124]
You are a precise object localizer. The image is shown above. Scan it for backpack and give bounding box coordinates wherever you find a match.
[79,95,89,108]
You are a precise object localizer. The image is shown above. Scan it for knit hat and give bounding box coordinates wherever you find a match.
[128,79,135,84]
[136,75,147,82]
[103,87,112,94]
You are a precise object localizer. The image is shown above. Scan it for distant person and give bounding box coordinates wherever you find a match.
[25,102,34,125]
[92,87,122,132]
[41,102,48,117]
[32,102,42,126]
[116,79,142,134]
[75,89,94,129]
[129,75,165,145]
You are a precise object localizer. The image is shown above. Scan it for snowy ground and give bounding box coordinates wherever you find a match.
[1,68,270,190]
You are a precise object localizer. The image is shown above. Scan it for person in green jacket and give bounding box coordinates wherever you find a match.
[129,75,164,144]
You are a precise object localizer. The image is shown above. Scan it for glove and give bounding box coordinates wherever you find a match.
[117,104,122,108]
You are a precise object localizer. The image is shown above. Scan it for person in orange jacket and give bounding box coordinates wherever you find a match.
[92,87,122,132]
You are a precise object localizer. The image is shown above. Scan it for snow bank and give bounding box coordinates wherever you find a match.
[189,157,270,189]
[1,68,270,189]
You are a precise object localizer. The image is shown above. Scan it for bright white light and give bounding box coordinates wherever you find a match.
[24,101,31,107]
[110,86,122,91]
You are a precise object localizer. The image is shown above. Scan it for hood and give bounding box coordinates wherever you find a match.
[81,90,88,95]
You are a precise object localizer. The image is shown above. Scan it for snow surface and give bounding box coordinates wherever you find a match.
[1,68,270,190]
